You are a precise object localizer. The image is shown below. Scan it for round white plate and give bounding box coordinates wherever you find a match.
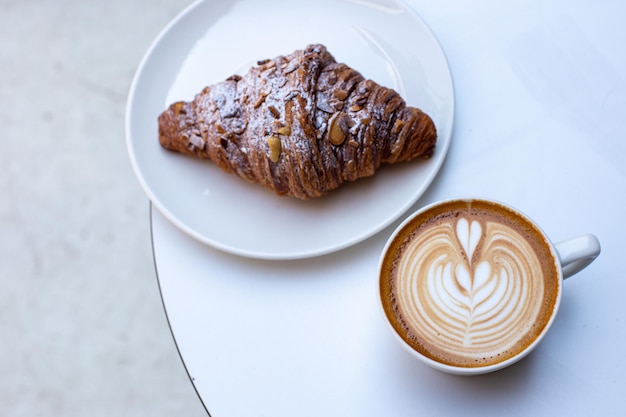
[126,0,454,260]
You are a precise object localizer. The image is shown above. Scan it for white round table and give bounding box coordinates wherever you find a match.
[149,0,626,415]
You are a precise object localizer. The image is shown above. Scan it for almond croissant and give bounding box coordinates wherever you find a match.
[158,44,437,200]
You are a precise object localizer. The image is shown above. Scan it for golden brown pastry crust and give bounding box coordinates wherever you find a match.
[158,44,437,199]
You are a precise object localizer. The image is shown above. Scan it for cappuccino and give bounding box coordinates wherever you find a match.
[379,199,560,368]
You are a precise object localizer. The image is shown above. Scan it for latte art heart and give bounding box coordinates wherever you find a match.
[406,219,538,349]
[389,208,555,367]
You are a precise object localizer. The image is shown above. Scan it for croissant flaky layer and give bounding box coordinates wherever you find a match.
[158,44,437,199]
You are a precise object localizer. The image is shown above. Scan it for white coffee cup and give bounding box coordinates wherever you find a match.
[378,198,601,375]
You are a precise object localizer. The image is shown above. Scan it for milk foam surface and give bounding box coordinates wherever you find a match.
[381,200,559,367]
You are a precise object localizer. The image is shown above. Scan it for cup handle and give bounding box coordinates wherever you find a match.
[554,234,601,279]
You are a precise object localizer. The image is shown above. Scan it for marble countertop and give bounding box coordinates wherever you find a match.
[0,1,204,416]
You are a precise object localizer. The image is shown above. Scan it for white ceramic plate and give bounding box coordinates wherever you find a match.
[126,0,454,260]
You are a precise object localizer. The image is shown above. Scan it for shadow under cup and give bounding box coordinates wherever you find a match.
[378,198,564,375]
